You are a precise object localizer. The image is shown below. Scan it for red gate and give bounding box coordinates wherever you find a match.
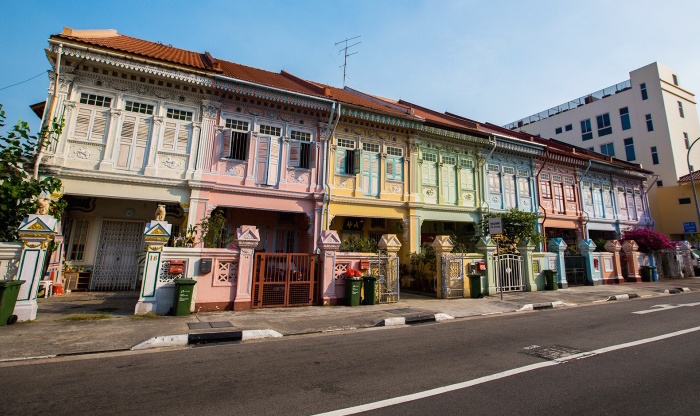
[251,253,316,308]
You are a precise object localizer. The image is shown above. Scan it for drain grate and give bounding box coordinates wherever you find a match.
[521,344,587,361]
[386,308,428,315]
[188,321,234,330]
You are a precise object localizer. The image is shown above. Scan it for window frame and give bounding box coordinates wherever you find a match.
[678,101,685,118]
[73,91,113,142]
[619,107,631,131]
[640,83,648,100]
[651,146,659,165]
[645,114,654,132]
[596,112,612,137]
[223,117,251,161]
[581,119,593,141]
[600,142,615,157]
[624,138,636,161]
[289,128,314,169]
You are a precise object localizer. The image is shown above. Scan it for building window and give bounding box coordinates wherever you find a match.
[673,74,679,86]
[224,119,250,160]
[600,142,615,157]
[163,108,192,153]
[596,113,612,136]
[387,146,403,157]
[564,184,575,202]
[74,93,112,142]
[259,124,281,136]
[518,177,530,197]
[645,114,654,132]
[684,132,690,149]
[619,107,631,131]
[588,147,594,151]
[66,219,90,261]
[362,142,380,153]
[166,108,192,121]
[581,119,593,141]
[488,164,501,194]
[555,127,562,135]
[651,146,659,165]
[336,140,357,175]
[624,138,636,161]
[640,83,648,100]
[678,101,685,118]
[540,180,552,199]
[386,146,403,182]
[289,130,313,169]
[565,124,572,131]
[657,180,663,187]
[117,100,153,171]
[679,198,691,205]
[125,101,154,115]
[79,93,111,108]
[421,152,438,187]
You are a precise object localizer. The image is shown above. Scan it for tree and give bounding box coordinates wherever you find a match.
[0,104,64,241]
[197,210,231,248]
[479,209,542,253]
[621,228,673,252]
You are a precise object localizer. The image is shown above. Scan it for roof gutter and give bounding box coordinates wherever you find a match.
[480,136,498,216]
[214,74,335,106]
[580,160,592,240]
[535,150,552,250]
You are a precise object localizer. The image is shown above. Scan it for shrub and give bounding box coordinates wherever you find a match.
[621,228,673,252]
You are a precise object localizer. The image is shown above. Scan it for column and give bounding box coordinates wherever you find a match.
[432,235,454,299]
[676,241,693,277]
[622,240,641,282]
[547,238,568,288]
[233,225,260,310]
[476,236,497,295]
[318,230,342,305]
[14,215,58,321]
[379,234,402,302]
[98,107,123,171]
[578,239,601,285]
[187,121,202,176]
[604,240,624,284]
[197,100,220,172]
[144,115,164,177]
[134,220,172,314]
[517,238,537,291]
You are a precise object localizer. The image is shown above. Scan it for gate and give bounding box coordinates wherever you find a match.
[564,255,588,286]
[495,254,524,292]
[251,253,316,308]
[91,220,144,291]
[368,250,399,303]
[441,254,464,299]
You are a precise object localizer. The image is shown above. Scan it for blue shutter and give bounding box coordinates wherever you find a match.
[335,148,347,174]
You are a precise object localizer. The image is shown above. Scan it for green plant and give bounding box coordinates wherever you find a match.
[621,228,673,252]
[592,238,608,252]
[480,209,541,253]
[339,236,378,253]
[0,104,64,241]
[198,210,231,248]
[62,313,111,321]
[408,243,436,280]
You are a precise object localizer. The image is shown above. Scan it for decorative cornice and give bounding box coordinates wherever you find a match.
[215,81,329,111]
[341,107,419,129]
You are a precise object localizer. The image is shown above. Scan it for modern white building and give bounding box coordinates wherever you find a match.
[506,62,700,239]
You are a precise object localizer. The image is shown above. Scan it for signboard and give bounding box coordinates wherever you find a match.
[683,221,697,233]
[488,217,503,235]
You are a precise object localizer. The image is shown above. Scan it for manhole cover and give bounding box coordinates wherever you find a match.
[188,322,212,330]
[521,345,587,360]
[209,321,233,328]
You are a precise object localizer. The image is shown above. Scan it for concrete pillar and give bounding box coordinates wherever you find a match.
[379,234,402,302]
[14,215,58,321]
[622,240,641,282]
[517,238,537,291]
[604,240,624,284]
[676,241,693,277]
[318,230,342,305]
[232,225,260,310]
[432,235,454,299]
[476,237,497,295]
[547,238,568,288]
[135,221,172,314]
[578,239,601,285]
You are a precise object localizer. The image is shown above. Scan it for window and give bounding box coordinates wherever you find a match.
[66,219,89,261]
[224,119,250,160]
[619,107,631,131]
[565,124,573,131]
[685,132,690,149]
[441,155,458,204]
[74,93,111,142]
[679,198,691,205]
[518,177,530,197]
[162,108,192,153]
[678,101,685,118]
[640,83,648,100]
[362,142,380,153]
[421,152,438,187]
[564,184,575,202]
[387,146,403,157]
[125,101,153,115]
[460,158,475,190]
[588,147,594,151]
[651,146,659,165]
[540,180,552,199]
[337,138,355,149]
[336,140,357,175]
[581,119,593,141]
[386,147,403,182]
[657,180,663,187]
[555,127,563,135]
[488,165,501,194]
[645,114,654,132]
[289,130,313,169]
[596,113,612,136]
[600,142,615,157]
[553,182,565,213]
[624,138,636,161]
[259,124,280,136]
[117,100,153,171]
[673,74,679,86]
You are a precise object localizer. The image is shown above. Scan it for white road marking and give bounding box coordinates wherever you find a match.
[632,302,700,314]
[315,325,700,416]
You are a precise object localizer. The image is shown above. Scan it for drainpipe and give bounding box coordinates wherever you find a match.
[642,174,658,229]
[34,43,62,180]
[322,102,341,230]
[481,136,498,216]
[580,160,592,240]
[535,150,551,250]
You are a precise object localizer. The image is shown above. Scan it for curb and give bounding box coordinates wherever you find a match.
[663,287,691,294]
[375,313,454,327]
[518,301,570,311]
[606,294,640,301]
[131,329,283,351]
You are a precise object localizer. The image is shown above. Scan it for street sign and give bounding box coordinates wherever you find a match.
[683,221,697,233]
[488,217,503,235]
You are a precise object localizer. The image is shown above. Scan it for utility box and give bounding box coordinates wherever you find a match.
[169,260,185,275]
[199,258,212,274]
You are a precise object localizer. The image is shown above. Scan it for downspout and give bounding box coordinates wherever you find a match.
[535,150,551,250]
[34,43,62,180]
[580,160,592,240]
[642,174,658,229]
[322,103,341,230]
[481,136,498,216]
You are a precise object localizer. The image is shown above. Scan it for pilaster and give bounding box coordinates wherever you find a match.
[134,221,172,314]
[233,225,260,310]
[604,240,624,284]
[476,237,497,295]
[517,239,537,291]
[578,239,601,285]
[319,230,342,305]
[622,240,641,282]
[432,235,454,299]
[547,238,568,288]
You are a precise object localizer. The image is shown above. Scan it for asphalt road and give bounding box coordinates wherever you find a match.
[1,293,698,416]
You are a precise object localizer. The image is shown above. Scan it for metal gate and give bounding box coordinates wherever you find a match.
[91,220,144,291]
[441,254,464,299]
[495,254,524,292]
[368,250,399,303]
[564,255,588,286]
[251,253,316,308]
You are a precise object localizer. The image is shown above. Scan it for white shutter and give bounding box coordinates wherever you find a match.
[132,119,150,170]
[266,137,280,185]
[90,110,108,142]
[73,108,91,140]
[460,169,474,190]
[256,137,270,184]
[163,122,176,150]
[361,153,371,194]
[176,124,189,153]
[441,165,456,203]
[335,148,346,174]
[116,116,135,168]
[288,140,300,168]
[422,163,436,186]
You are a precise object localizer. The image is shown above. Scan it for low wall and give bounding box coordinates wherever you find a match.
[0,242,22,280]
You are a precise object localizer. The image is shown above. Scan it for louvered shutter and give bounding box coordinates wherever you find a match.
[256,137,270,184]
[369,154,379,196]
[422,162,436,186]
[90,110,108,142]
[289,140,300,168]
[163,122,177,150]
[386,158,394,180]
[132,119,150,170]
[266,137,280,185]
[361,153,371,194]
[442,165,456,203]
[335,148,346,174]
[353,150,361,175]
[116,116,136,168]
[460,169,473,190]
[176,124,189,153]
[222,129,231,159]
[73,108,91,140]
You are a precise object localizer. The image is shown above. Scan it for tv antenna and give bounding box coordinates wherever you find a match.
[335,35,361,87]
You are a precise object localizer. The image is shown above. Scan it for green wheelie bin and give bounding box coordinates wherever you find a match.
[173,278,197,316]
[468,274,483,298]
[345,279,362,306]
[0,280,25,326]
[362,275,377,305]
[544,270,558,290]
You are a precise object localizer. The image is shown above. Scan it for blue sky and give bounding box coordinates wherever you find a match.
[1,0,700,133]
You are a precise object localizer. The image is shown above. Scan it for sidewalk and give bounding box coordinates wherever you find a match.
[1,278,699,361]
